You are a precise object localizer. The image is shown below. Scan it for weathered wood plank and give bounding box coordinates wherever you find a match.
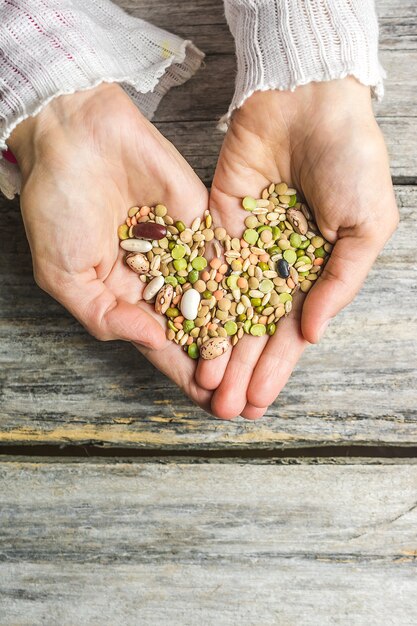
[114,0,417,124]
[117,0,417,55]
[1,461,417,624]
[0,187,416,448]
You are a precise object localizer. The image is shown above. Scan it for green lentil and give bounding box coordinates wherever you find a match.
[269,246,281,256]
[188,269,199,284]
[278,239,291,250]
[226,275,238,290]
[171,244,186,259]
[243,319,252,333]
[298,238,310,250]
[173,258,187,272]
[191,256,207,271]
[165,275,178,287]
[242,196,257,211]
[187,343,199,359]
[122,181,330,361]
[183,320,195,333]
[290,233,302,248]
[250,323,266,336]
[243,229,258,245]
[259,279,274,293]
[283,249,297,265]
[257,225,272,233]
[118,224,129,240]
[224,320,238,336]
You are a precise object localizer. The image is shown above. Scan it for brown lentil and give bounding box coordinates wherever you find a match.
[119,180,330,360]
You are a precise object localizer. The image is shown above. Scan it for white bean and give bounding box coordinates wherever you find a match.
[180,288,200,321]
[143,275,164,301]
[120,239,152,253]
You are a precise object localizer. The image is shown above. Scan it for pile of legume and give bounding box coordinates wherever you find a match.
[118,182,332,360]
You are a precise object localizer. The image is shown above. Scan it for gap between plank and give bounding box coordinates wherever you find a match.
[0,444,416,461]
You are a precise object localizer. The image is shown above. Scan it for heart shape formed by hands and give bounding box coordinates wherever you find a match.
[118,181,331,360]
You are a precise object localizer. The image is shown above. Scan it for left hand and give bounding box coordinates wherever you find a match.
[196,78,399,419]
[8,83,213,413]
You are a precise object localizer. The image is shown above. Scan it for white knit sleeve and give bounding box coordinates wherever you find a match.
[0,0,204,199]
[220,0,384,128]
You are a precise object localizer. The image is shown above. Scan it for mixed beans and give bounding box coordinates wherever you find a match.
[118,182,332,360]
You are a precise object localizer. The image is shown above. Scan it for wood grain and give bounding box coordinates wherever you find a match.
[118,0,417,55]
[120,0,417,183]
[1,461,417,624]
[0,0,416,449]
[114,0,417,127]
[0,187,416,448]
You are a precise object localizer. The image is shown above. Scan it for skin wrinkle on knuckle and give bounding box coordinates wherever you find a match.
[83,296,117,342]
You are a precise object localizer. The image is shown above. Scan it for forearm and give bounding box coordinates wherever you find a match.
[221,0,383,128]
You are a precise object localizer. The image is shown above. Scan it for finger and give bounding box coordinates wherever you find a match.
[240,404,268,420]
[210,334,269,420]
[301,232,383,344]
[135,338,213,413]
[50,272,166,349]
[195,348,232,390]
[246,295,308,408]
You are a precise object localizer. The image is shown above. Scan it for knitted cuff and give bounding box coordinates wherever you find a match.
[0,0,204,198]
[220,0,384,129]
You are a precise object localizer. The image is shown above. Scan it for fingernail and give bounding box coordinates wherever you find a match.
[318,320,330,341]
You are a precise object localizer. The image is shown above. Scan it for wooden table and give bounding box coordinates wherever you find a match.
[1,1,416,623]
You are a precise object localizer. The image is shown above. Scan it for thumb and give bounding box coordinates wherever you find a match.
[301,232,382,344]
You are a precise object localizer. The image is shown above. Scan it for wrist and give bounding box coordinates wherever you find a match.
[7,82,122,175]
[237,78,373,138]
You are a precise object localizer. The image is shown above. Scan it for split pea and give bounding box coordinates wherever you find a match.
[188,343,199,359]
[283,249,297,265]
[224,321,238,336]
[243,229,258,245]
[242,196,257,211]
[250,324,266,336]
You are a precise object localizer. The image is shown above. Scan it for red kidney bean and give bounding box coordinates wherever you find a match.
[132,222,167,240]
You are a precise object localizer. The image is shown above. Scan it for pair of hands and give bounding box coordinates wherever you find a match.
[9,80,398,419]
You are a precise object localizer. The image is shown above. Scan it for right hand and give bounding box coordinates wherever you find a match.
[8,82,213,411]
[198,80,398,419]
